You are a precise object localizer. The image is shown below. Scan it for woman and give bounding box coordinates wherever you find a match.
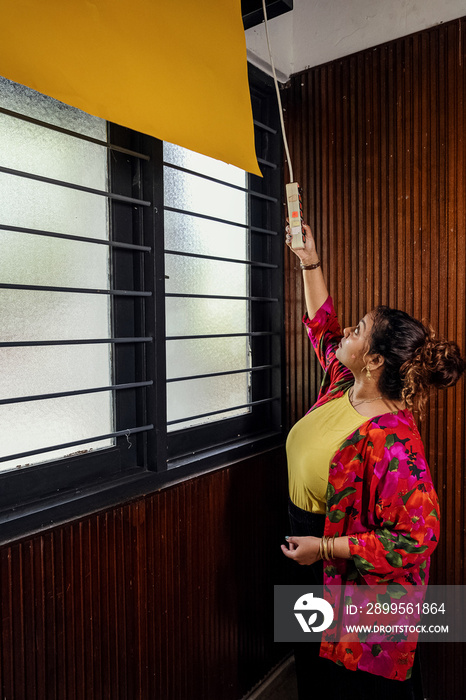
[282,223,465,699]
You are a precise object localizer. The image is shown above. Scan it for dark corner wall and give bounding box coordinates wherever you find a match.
[0,447,289,699]
[283,15,466,699]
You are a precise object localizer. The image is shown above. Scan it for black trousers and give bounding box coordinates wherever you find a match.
[288,498,424,700]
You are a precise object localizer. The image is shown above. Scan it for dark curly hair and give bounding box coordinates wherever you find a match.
[368,306,466,416]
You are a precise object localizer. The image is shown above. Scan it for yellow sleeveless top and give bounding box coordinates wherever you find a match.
[286,391,367,514]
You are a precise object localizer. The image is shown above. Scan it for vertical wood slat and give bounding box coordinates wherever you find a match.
[283,15,466,700]
[0,447,287,700]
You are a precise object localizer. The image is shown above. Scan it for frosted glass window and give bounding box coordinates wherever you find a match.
[167,337,250,380]
[163,142,246,187]
[165,211,247,260]
[165,256,247,298]
[0,393,113,472]
[0,231,109,288]
[164,143,250,432]
[0,173,109,239]
[167,374,250,429]
[0,346,112,398]
[166,297,248,337]
[0,76,106,139]
[0,290,111,342]
[0,77,112,473]
[0,111,107,190]
[164,167,248,224]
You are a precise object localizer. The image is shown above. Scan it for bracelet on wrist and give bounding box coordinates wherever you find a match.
[319,534,338,562]
[300,260,321,270]
[329,533,336,559]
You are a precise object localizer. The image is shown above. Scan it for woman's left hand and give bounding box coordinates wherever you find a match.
[281,536,321,565]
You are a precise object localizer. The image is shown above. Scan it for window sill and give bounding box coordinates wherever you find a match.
[0,431,285,546]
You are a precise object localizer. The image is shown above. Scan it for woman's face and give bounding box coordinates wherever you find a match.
[335,312,374,372]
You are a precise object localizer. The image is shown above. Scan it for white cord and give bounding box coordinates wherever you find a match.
[261,0,294,182]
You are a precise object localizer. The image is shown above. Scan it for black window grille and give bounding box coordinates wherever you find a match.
[0,65,284,532]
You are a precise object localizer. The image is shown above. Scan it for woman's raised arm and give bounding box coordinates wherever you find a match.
[286,223,329,318]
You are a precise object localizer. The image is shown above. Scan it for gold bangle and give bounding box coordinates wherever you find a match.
[322,536,329,561]
[329,533,337,559]
[319,538,324,561]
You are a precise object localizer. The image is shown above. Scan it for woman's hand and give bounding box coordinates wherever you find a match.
[285,223,319,266]
[281,535,322,565]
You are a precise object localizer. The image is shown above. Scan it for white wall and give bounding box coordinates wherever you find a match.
[246,0,466,81]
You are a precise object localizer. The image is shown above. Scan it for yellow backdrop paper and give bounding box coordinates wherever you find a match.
[0,0,261,175]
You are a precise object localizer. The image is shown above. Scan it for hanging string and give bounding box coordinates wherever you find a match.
[261,0,294,182]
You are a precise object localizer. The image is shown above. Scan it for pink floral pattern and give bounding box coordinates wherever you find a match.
[302,297,440,681]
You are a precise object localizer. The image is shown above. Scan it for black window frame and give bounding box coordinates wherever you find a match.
[164,67,284,466]
[0,65,285,540]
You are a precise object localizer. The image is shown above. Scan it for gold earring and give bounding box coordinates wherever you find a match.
[365,365,372,380]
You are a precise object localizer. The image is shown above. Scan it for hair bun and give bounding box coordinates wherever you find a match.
[401,326,465,414]
[370,305,465,417]
[419,334,466,389]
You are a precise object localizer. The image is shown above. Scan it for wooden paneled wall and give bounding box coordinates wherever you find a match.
[0,447,289,700]
[283,16,466,699]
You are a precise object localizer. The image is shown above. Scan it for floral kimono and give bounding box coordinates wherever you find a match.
[303,296,440,681]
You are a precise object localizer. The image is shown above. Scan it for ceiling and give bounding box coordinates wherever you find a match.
[245,0,466,81]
